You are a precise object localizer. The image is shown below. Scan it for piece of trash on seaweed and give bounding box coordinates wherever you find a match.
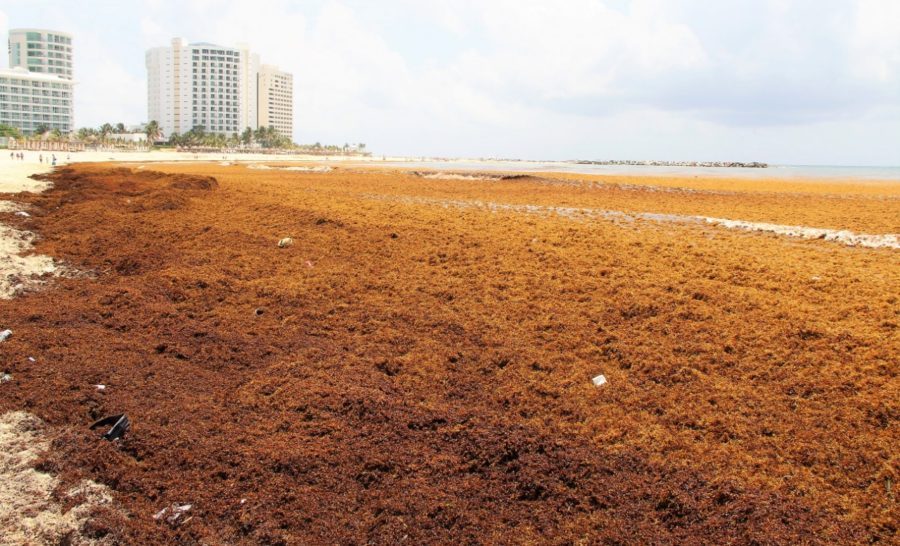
[592,374,608,387]
[278,237,293,248]
[90,414,130,441]
[1,372,11,383]
[0,329,11,342]
[153,503,193,525]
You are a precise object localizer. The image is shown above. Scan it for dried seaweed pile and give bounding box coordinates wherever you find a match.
[0,164,896,544]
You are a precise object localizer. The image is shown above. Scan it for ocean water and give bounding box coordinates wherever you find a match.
[376,160,900,181]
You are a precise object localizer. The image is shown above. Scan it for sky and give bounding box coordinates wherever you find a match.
[1,0,899,165]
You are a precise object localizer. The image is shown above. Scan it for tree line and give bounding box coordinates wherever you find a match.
[1,120,369,154]
[166,125,292,149]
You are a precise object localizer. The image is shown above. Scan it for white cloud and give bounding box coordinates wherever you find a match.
[0,10,8,70]
[1,1,898,164]
[850,0,900,83]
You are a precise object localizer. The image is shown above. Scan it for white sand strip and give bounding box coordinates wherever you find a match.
[0,161,52,194]
[0,412,115,545]
[0,223,57,299]
[361,193,899,249]
[247,164,332,172]
[700,217,899,249]
[0,161,59,299]
[421,173,494,181]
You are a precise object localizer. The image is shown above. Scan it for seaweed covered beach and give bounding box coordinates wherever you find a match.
[1,162,897,544]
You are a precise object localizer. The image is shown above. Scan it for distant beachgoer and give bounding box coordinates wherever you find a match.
[8,152,12,160]
[52,154,57,166]
[39,154,43,164]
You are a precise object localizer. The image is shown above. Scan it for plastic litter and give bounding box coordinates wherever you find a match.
[15,211,30,217]
[153,503,193,525]
[90,414,130,441]
[27,357,35,362]
[0,330,11,342]
[592,374,608,387]
[278,237,293,248]
[1,372,11,383]
[95,384,107,391]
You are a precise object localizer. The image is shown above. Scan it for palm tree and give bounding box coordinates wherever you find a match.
[183,125,205,147]
[0,124,23,139]
[145,120,161,144]
[253,127,266,147]
[115,122,126,134]
[99,123,113,139]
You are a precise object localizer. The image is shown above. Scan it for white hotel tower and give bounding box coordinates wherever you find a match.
[258,64,293,138]
[146,38,259,137]
[0,28,75,135]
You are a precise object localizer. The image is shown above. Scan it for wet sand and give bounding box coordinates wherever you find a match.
[0,162,897,544]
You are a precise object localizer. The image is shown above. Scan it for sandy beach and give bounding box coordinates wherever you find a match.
[0,160,56,300]
[0,160,897,543]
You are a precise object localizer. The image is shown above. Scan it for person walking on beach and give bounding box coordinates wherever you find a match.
[52,154,57,166]
[39,154,43,164]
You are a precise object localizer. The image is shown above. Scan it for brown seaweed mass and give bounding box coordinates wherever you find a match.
[0,163,897,544]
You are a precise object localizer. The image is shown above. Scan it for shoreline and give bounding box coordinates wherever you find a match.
[5,150,900,184]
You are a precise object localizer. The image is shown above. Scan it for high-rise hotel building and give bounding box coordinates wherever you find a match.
[1,28,75,135]
[258,65,293,138]
[146,38,293,140]
[8,28,74,79]
[147,38,259,137]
